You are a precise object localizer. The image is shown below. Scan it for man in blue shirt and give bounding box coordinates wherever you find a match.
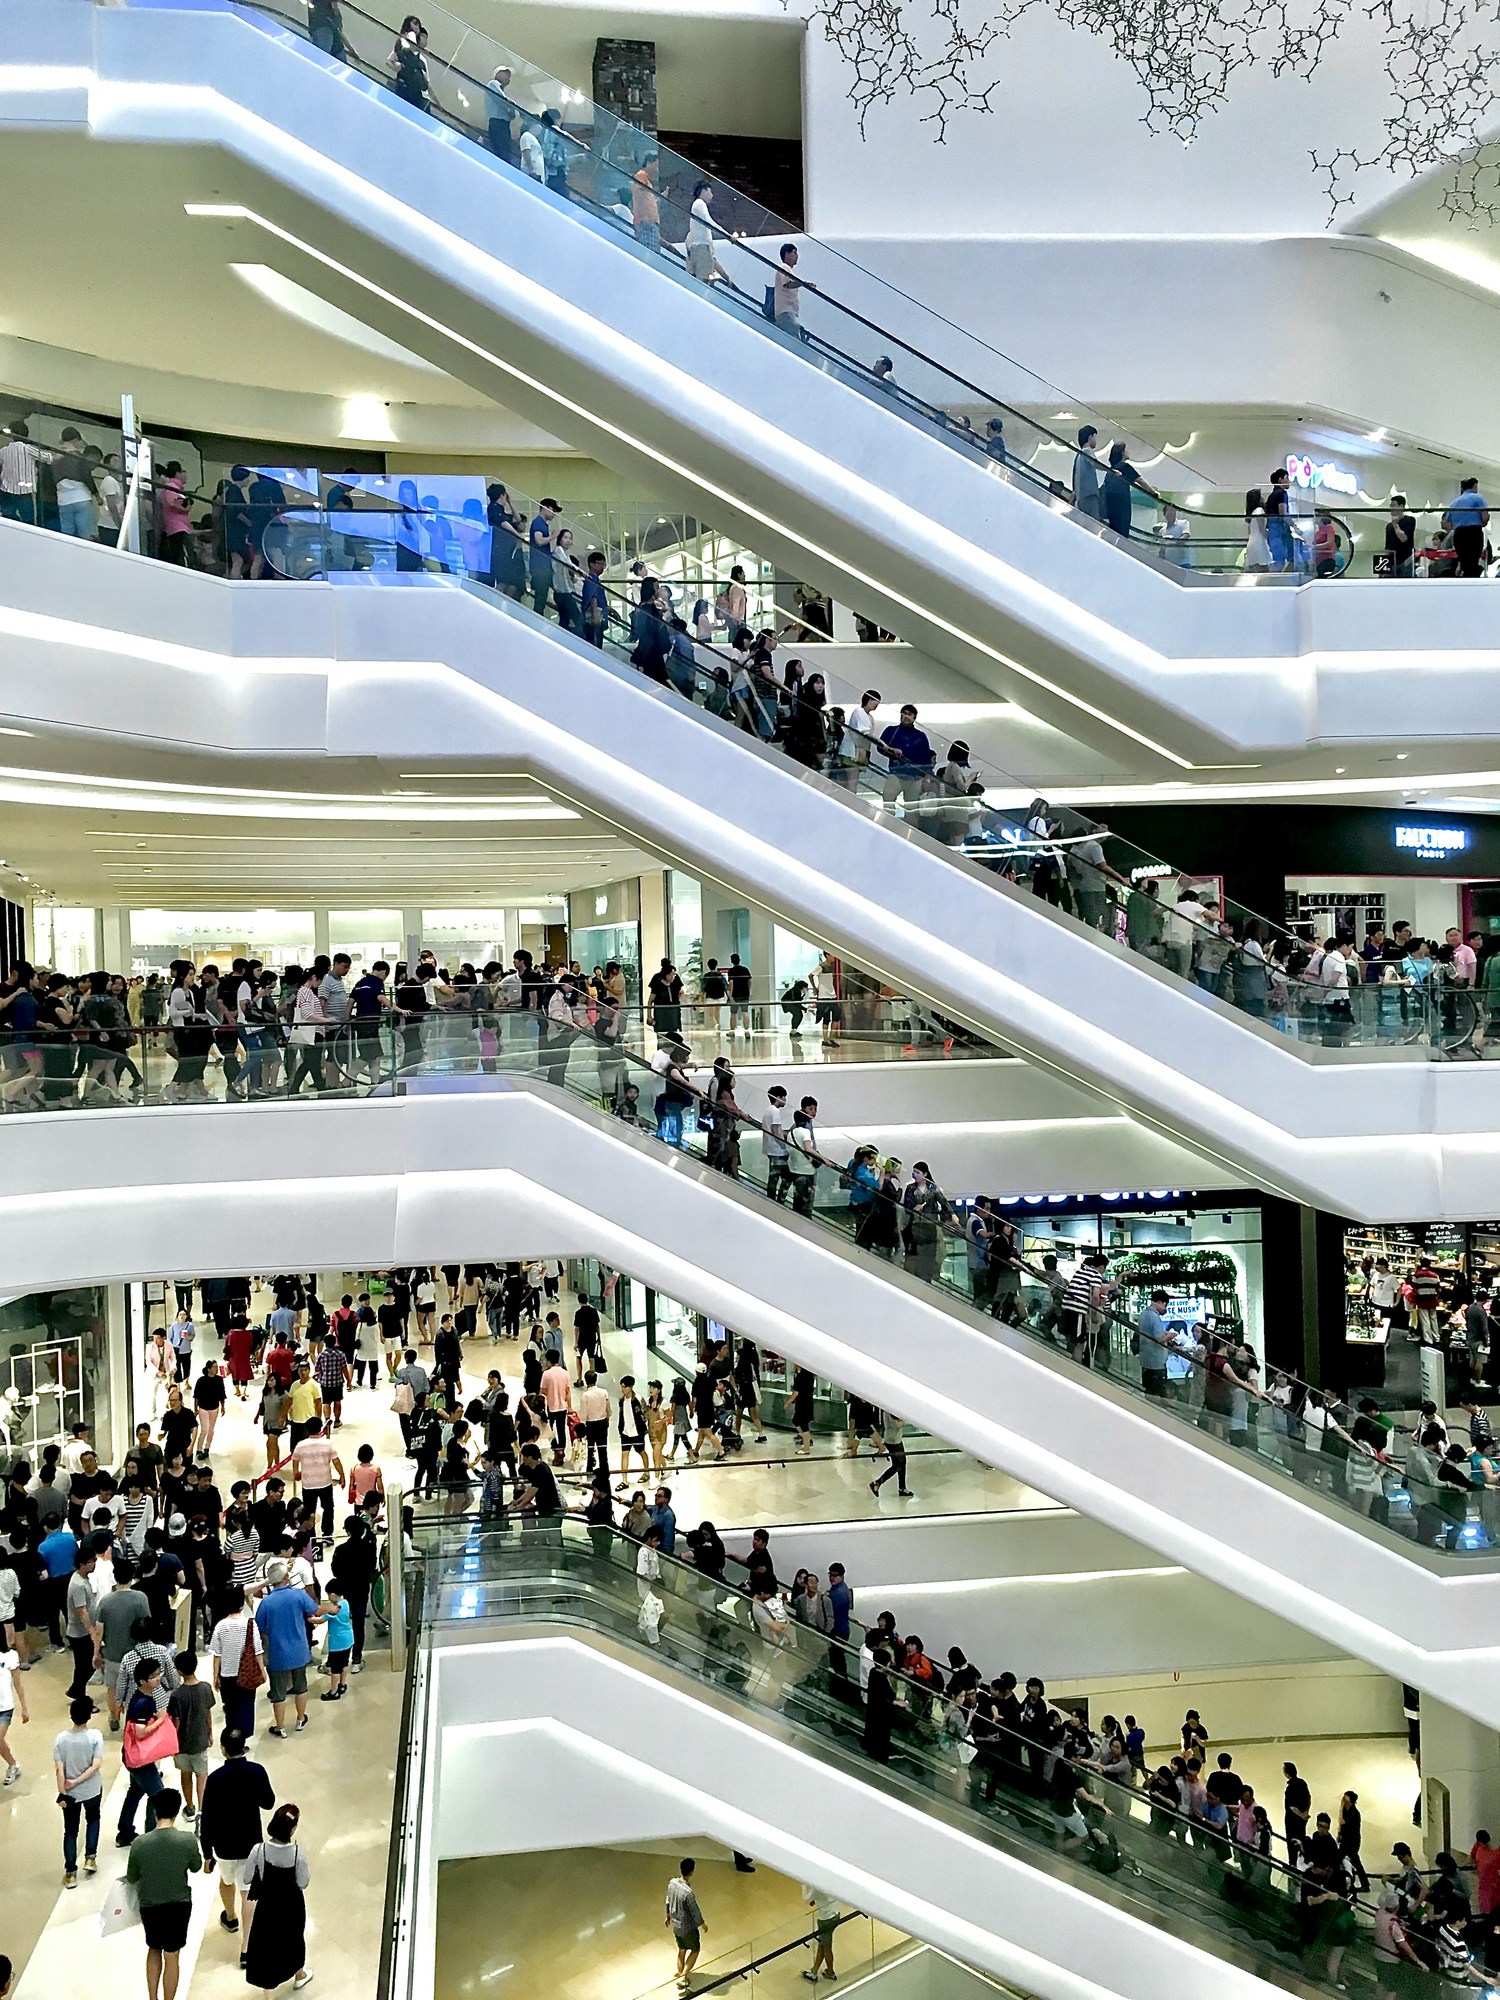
[529,498,560,618]
[649,1485,676,1557]
[1444,477,1490,577]
[38,1523,79,1647]
[878,704,935,811]
[253,1565,324,1739]
[826,1562,855,1684]
[1136,1289,1171,1399]
[348,961,388,1087]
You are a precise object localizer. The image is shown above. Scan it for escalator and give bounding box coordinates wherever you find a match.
[7,0,1497,773]
[389,1512,1429,2000]
[0,517,1493,1221]
[7,1040,1500,1723]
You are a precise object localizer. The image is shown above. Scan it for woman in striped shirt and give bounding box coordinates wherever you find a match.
[224,1506,260,1592]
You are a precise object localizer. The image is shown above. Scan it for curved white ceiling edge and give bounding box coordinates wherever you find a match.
[1,536,1498,1219]
[8,1087,1500,1724]
[430,1635,1286,2000]
[8,4,1500,768]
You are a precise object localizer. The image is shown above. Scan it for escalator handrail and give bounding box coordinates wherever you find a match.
[411,1514,1395,1940]
[216,0,1194,509]
[363,1018,1443,1489]
[255,498,1475,1040]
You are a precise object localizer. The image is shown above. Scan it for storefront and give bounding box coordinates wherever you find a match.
[1334,1218,1500,1394]
[596,1260,858,1435]
[0,1285,122,1470]
[945,1189,1268,1355]
[1097,804,1500,950]
[567,880,642,1001]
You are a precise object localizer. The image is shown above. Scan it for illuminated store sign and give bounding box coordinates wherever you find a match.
[1286,453,1358,497]
[1394,824,1469,858]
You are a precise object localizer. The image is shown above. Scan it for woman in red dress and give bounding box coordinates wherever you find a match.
[222,1316,259,1400]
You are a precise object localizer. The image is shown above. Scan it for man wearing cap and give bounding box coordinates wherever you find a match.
[1137,1290,1172,1399]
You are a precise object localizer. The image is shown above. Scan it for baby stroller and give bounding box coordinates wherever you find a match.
[711,1394,745,1454]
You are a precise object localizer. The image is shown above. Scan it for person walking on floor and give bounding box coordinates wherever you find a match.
[242,1803,315,1995]
[802,1885,842,1983]
[869,1415,914,1499]
[64,1544,103,1702]
[666,1856,707,1995]
[0,1630,28,1787]
[118,1657,173,1845]
[253,1563,324,1740]
[199,1725,276,1948]
[53,1695,103,1886]
[125,1785,202,2000]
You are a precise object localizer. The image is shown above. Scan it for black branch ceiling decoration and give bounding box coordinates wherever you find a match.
[806,0,1500,224]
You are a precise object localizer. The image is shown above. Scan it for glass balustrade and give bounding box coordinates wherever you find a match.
[182,0,1201,528]
[249,488,1484,1062]
[106,0,1500,584]
[394,1515,1426,2000]
[7,1008,1491,1559]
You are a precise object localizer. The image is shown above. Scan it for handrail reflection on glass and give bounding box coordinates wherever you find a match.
[186,0,1243,520]
[254,491,1483,1065]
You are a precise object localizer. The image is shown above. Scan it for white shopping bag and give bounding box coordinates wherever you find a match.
[99,1876,141,1938]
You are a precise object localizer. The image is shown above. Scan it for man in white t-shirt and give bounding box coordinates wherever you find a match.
[1319,938,1352,1047]
[1165,890,1210,980]
[95,453,125,541]
[837,690,881,791]
[1367,1259,1401,1325]
[519,125,544,181]
[685,181,725,286]
[1155,503,1193,566]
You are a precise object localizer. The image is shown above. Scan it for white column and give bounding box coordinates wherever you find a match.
[313,908,331,959]
[104,1283,132,1466]
[639,871,668,975]
[747,906,776,1019]
[1420,1697,1500,1860]
[99,904,131,973]
[501,907,522,961]
[402,908,424,967]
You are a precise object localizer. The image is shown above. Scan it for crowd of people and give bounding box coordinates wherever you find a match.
[453,1479,1500,1992]
[0,1275,408,1991]
[4,1246,1497,1996]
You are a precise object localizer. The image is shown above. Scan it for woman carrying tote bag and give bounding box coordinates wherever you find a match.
[243,1802,314,1994]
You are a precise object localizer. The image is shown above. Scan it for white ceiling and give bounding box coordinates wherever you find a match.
[0,134,491,413]
[0,748,656,905]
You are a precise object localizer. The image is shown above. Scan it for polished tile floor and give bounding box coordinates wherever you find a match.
[434,1846,907,2000]
[134,1274,1059,1535]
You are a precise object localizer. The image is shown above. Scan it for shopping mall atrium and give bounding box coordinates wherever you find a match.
[10,0,1500,1996]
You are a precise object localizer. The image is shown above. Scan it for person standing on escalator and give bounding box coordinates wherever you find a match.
[773,244,816,339]
[485,66,517,164]
[632,155,662,255]
[1101,442,1158,541]
[528,497,560,618]
[1072,425,1103,521]
[308,0,346,60]
[388,17,430,112]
